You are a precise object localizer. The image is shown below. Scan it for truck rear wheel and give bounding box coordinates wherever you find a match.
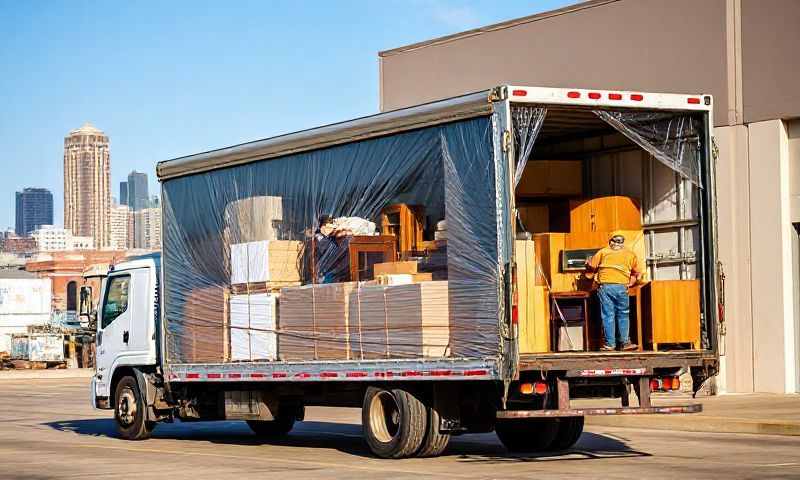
[114,375,154,440]
[495,418,558,453]
[415,402,450,457]
[548,416,584,451]
[362,387,426,458]
[246,405,303,437]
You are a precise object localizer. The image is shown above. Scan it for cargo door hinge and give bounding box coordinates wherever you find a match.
[502,130,511,153]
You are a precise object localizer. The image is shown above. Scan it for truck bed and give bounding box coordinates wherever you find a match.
[519,350,717,373]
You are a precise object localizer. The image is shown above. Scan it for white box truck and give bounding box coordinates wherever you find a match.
[84,85,719,458]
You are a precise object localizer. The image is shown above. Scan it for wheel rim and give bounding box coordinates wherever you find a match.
[117,386,137,427]
[369,390,400,443]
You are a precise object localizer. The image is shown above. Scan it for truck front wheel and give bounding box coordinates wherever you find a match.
[494,418,558,453]
[114,376,154,440]
[362,387,426,458]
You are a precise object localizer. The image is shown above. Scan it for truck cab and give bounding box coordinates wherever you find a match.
[84,255,160,410]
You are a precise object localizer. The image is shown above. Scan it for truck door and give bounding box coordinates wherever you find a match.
[95,273,133,396]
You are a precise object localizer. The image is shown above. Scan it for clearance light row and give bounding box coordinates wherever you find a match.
[510,89,703,105]
[175,368,491,381]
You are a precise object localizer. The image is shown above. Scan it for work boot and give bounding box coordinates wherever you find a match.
[600,344,616,352]
[621,342,638,351]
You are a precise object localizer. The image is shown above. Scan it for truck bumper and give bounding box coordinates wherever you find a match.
[497,404,702,418]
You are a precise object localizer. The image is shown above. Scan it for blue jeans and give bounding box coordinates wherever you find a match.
[597,284,630,347]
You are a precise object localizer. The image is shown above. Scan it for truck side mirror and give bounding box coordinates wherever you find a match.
[79,286,93,317]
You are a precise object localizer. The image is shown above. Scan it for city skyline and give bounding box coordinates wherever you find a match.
[0,1,564,231]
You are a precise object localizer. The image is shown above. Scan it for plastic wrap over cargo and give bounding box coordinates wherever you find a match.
[162,116,502,363]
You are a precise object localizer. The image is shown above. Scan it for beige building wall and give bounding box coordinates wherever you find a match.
[380,0,729,124]
[714,125,754,393]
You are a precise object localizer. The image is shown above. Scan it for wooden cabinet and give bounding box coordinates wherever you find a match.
[641,280,702,351]
[514,240,550,353]
[517,205,550,233]
[380,204,424,256]
[569,196,642,233]
[516,160,583,197]
[348,236,397,282]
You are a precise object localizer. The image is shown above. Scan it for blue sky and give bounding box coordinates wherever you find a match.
[0,0,570,230]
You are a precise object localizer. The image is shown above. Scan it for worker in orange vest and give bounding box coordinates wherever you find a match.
[586,232,642,352]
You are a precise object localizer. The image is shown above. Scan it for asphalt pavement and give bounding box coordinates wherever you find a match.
[1,377,799,479]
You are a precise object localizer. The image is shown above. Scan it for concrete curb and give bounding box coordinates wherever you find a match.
[587,414,800,436]
[0,368,94,380]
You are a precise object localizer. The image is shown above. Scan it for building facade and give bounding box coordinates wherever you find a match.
[31,225,94,252]
[127,170,149,211]
[119,181,128,207]
[15,188,53,236]
[378,0,800,394]
[109,204,130,250]
[63,123,111,248]
[132,206,161,250]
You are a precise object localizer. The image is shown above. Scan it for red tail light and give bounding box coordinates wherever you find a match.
[533,382,548,395]
[650,379,660,391]
[630,94,644,101]
[687,97,701,104]
[567,91,581,98]
[608,93,622,100]
[512,89,528,97]
[588,92,601,99]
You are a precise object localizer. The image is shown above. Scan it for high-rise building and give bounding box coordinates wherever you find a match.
[15,188,53,235]
[132,207,161,250]
[109,204,130,250]
[119,181,128,207]
[63,122,111,248]
[127,171,148,211]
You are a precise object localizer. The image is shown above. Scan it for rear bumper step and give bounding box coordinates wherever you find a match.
[497,404,702,418]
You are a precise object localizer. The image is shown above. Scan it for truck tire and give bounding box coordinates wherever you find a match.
[246,405,303,437]
[548,416,584,451]
[362,387,426,459]
[415,402,450,457]
[494,418,558,453]
[114,375,154,440]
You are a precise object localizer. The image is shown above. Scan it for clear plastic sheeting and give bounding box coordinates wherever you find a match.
[594,110,703,186]
[161,116,502,364]
[511,106,547,187]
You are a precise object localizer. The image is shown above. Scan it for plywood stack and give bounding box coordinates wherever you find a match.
[348,285,389,359]
[314,282,356,360]
[276,285,315,361]
[514,240,550,353]
[385,281,449,358]
[278,282,355,361]
[181,285,228,363]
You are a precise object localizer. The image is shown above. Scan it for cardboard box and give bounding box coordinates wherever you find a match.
[373,261,418,276]
[223,195,283,243]
[229,293,277,361]
[180,285,228,363]
[385,281,449,358]
[375,272,433,285]
[230,240,302,284]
